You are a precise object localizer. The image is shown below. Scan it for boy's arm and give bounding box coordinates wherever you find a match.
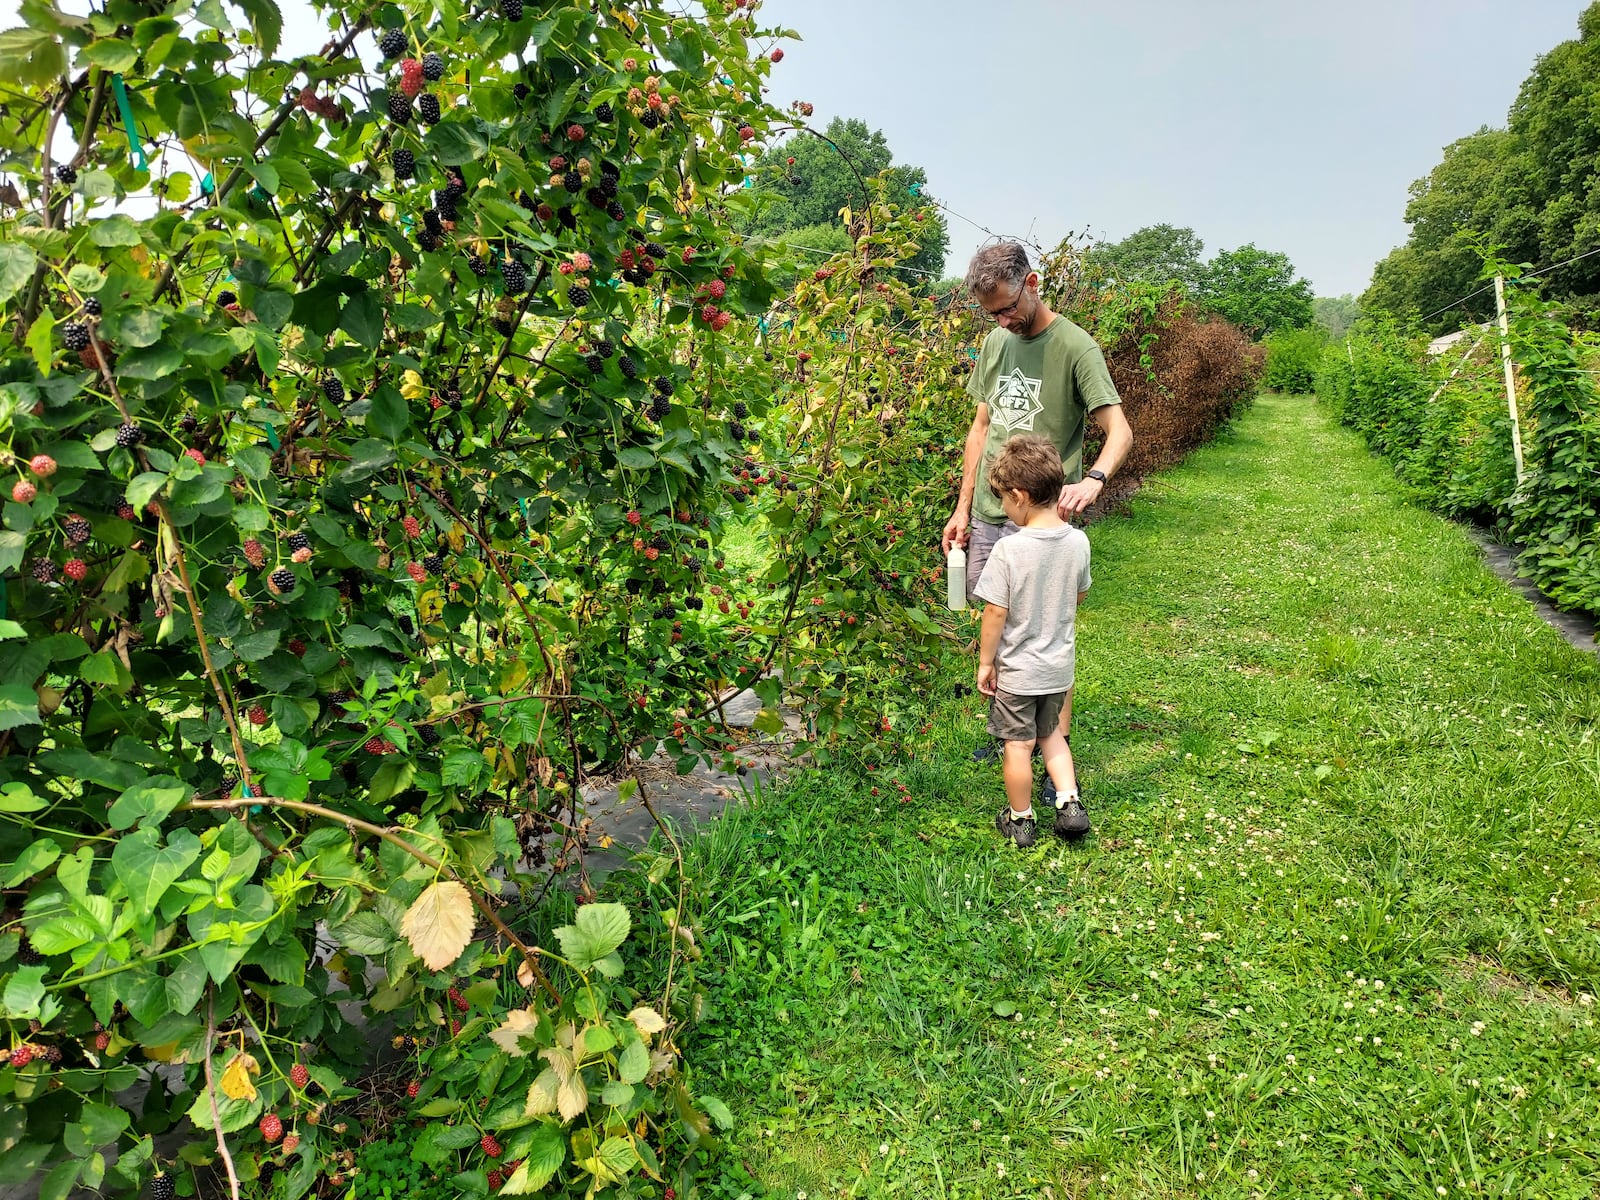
[1077,591,1087,605]
[977,602,1007,695]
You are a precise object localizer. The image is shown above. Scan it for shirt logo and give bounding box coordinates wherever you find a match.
[988,367,1043,432]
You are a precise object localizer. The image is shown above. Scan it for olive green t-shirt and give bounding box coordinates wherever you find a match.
[966,316,1122,525]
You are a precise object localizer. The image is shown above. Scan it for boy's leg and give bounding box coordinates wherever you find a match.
[988,688,1039,847]
[1040,685,1074,805]
[1040,728,1091,840]
[1002,740,1035,815]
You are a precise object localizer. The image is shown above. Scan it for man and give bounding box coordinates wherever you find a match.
[941,242,1133,822]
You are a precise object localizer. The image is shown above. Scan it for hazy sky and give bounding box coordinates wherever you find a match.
[3,0,1588,297]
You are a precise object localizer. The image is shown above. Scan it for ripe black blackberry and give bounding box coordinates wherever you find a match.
[327,688,353,705]
[512,82,530,103]
[624,577,643,595]
[639,109,660,130]
[217,290,237,308]
[179,413,198,433]
[501,0,523,18]
[622,268,644,286]
[379,28,406,58]
[568,285,590,307]
[617,354,638,378]
[562,170,582,193]
[393,148,416,179]
[84,297,101,316]
[585,353,604,374]
[417,231,437,252]
[63,515,92,545]
[687,595,704,611]
[421,52,445,80]
[419,723,440,746]
[600,160,620,179]
[605,200,626,221]
[584,186,608,209]
[598,176,619,199]
[62,322,90,351]
[433,194,456,221]
[557,206,577,231]
[423,208,443,236]
[644,241,666,260]
[37,1044,63,1065]
[257,1162,278,1189]
[423,553,445,575]
[649,395,671,420]
[31,558,56,582]
[728,420,745,441]
[151,1171,176,1200]
[115,421,143,448]
[492,316,514,336]
[501,258,528,295]
[594,101,614,123]
[654,376,673,395]
[388,92,412,124]
[695,537,708,550]
[650,534,669,552]
[594,339,615,358]
[685,554,703,572]
[467,254,488,277]
[733,401,748,419]
[419,93,441,124]
[287,531,311,554]
[270,567,295,591]
[396,614,414,635]
[628,229,646,244]
[54,164,76,185]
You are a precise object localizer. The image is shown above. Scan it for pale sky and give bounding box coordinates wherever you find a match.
[4,0,1589,297]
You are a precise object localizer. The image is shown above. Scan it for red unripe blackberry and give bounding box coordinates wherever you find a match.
[387,92,413,124]
[364,737,389,755]
[29,454,57,477]
[738,125,755,141]
[92,1030,110,1051]
[421,51,445,80]
[63,558,88,581]
[770,48,784,61]
[402,515,422,538]
[259,1113,284,1143]
[116,502,136,520]
[290,1062,310,1089]
[248,704,269,727]
[282,1134,300,1155]
[12,480,36,503]
[150,1173,176,1200]
[9,1045,35,1067]
[62,322,90,351]
[407,561,426,582]
[184,448,206,466]
[269,567,295,592]
[419,93,441,124]
[481,1134,502,1157]
[379,28,406,58]
[487,1169,504,1190]
[407,1078,421,1098]
[243,539,266,567]
[626,509,642,526]
[288,637,307,656]
[450,1018,462,1036]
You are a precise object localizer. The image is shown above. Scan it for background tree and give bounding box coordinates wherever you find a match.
[1362,3,1600,331]
[1198,244,1315,337]
[1088,223,1207,295]
[1313,295,1362,339]
[746,117,950,282]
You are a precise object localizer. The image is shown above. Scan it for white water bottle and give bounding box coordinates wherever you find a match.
[947,545,967,611]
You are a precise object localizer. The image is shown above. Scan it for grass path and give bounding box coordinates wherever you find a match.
[680,393,1600,1200]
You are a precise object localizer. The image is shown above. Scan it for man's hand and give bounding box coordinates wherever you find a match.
[977,662,998,696]
[1057,477,1104,518]
[941,508,969,554]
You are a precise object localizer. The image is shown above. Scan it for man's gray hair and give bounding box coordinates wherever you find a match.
[964,243,1032,296]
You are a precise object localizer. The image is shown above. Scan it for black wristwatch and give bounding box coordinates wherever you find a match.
[1085,469,1108,485]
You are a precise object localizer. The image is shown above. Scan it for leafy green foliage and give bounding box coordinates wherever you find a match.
[1312,294,1360,339]
[1262,326,1328,393]
[1196,244,1314,337]
[1086,223,1207,296]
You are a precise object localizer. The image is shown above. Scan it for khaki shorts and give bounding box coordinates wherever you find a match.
[966,518,1020,596]
[987,688,1067,743]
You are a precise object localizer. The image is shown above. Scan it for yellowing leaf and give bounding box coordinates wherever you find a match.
[399,369,428,401]
[219,1051,260,1101]
[490,1008,539,1057]
[400,880,475,971]
[626,1006,667,1043]
[557,1071,588,1122]
[525,1067,560,1116]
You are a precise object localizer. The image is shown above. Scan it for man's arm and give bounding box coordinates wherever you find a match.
[976,600,1007,695]
[942,401,991,552]
[1059,403,1134,517]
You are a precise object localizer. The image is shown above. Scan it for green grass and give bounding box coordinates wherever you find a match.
[676,393,1600,1200]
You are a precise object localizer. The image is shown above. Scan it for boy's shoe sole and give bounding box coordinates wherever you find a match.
[1054,796,1090,840]
[995,807,1038,848]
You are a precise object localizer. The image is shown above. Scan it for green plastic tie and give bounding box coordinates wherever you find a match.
[263,424,281,450]
[111,74,149,171]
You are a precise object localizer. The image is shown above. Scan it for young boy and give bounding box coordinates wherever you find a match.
[972,434,1092,847]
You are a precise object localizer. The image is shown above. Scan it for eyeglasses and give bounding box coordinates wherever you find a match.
[980,284,1028,323]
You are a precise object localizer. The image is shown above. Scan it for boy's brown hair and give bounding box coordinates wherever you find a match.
[988,433,1064,507]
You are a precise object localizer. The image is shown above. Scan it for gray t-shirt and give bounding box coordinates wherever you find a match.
[971,524,1091,695]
